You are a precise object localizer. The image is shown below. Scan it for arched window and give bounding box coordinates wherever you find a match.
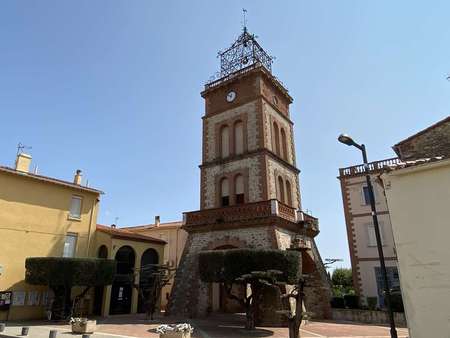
[234,121,244,155]
[273,122,280,155]
[220,178,230,206]
[115,246,135,275]
[277,176,285,204]
[285,180,293,207]
[98,245,108,259]
[220,125,230,158]
[281,128,288,161]
[235,174,245,204]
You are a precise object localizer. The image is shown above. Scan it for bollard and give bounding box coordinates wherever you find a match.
[0,323,5,332]
[21,326,29,336]
[49,329,57,338]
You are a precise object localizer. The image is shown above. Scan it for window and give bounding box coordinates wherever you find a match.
[273,122,280,155]
[235,174,245,204]
[220,178,230,206]
[277,176,285,204]
[69,196,82,219]
[362,186,371,205]
[234,121,244,155]
[280,128,288,160]
[220,125,230,158]
[63,233,77,257]
[367,222,384,247]
[285,180,292,207]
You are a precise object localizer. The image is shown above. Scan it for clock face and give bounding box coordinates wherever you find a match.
[226,91,236,102]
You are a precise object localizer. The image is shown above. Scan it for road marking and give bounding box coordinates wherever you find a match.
[300,328,326,337]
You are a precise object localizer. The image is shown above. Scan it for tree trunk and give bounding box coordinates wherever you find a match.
[288,321,300,338]
[245,303,255,330]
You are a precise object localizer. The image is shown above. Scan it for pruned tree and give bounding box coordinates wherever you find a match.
[134,263,176,320]
[25,257,116,319]
[277,275,308,338]
[199,249,301,330]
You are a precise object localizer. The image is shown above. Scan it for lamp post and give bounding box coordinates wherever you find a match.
[338,134,398,338]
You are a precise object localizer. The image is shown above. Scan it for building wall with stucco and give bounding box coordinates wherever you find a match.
[0,158,100,321]
[382,158,450,338]
[91,230,165,316]
[338,166,398,307]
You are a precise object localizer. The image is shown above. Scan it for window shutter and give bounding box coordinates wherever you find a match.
[368,224,376,246]
[235,175,244,195]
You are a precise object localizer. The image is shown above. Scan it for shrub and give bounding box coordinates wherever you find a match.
[366,297,377,310]
[344,294,359,309]
[199,249,301,285]
[330,296,345,308]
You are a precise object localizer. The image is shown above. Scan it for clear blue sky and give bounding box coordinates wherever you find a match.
[1,1,449,269]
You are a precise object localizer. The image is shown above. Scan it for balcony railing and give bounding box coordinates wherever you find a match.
[183,199,319,233]
[339,157,400,177]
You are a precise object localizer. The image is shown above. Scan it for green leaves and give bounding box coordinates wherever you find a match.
[198,249,301,284]
[25,257,116,287]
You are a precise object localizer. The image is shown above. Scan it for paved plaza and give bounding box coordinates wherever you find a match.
[0,313,409,338]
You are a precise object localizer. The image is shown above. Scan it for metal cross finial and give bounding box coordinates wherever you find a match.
[242,8,248,31]
[17,142,32,156]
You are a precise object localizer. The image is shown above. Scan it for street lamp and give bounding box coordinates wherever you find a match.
[338,134,398,338]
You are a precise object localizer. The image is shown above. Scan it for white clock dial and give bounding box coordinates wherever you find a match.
[226,91,236,102]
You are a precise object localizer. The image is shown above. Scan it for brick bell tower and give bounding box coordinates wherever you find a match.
[168,27,331,319]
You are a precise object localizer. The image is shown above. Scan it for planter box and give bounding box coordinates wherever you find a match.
[160,332,191,338]
[71,320,96,334]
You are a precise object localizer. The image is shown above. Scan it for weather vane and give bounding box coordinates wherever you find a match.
[17,142,32,156]
[242,8,248,31]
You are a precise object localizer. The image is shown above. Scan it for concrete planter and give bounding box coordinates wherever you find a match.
[71,319,96,334]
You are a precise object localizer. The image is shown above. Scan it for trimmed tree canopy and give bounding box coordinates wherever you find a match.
[25,257,116,287]
[199,249,301,284]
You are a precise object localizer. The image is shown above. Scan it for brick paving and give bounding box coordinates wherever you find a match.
[1,313,409,338]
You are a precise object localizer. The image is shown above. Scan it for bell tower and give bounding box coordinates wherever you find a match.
[168,28,331,320]
[200,27,301,212]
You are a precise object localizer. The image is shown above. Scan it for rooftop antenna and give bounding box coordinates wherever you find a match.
[17,142,32,156]
[242,8,248,32]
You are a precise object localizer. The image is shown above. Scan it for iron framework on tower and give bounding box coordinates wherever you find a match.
[213,28,274,81]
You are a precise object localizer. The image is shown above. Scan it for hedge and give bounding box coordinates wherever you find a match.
[330,296,345,308]
[198,249,301,284]
[343,294,359,309]
[25,257,116,287]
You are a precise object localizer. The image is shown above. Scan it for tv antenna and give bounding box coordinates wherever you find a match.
[17,142,32,156]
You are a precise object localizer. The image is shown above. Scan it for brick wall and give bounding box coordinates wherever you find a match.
[203,100,260,163]
[202,156,263,209]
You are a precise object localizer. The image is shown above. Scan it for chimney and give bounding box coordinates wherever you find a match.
[74,169,82,185]
[15,153,32,173]
[155,216,160,227]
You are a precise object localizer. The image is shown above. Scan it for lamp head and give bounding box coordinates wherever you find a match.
[338,134,356,146]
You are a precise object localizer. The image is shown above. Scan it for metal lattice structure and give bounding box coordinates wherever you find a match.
[213,28,273,81]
